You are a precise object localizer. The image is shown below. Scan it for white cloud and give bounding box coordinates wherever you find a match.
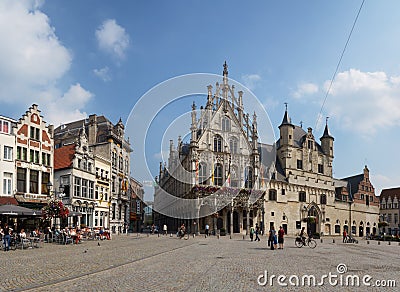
[370,173,397,197]
[44,84,94,126]
[325,69,400,135]
[0,0,92,125]
[242,74,261,91]
[93,66,111,82]
[95,19,130,60]
[292,82,319,98]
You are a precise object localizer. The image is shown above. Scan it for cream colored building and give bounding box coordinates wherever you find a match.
[379,187,400,235]
[0,115,17,204]
[54,115,132,234]
[94,154,111,229]
[155,63,379,237]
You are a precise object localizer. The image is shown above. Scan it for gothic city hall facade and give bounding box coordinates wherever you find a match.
[154,63,379,237]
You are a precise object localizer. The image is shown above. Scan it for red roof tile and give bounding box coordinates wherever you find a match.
[0,196,18,205]
[380,187,400,199]
[54,144,75,170]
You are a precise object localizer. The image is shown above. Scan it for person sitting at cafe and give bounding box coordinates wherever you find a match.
[19,228,27,239]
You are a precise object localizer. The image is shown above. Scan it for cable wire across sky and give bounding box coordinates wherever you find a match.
[315,0,365,130]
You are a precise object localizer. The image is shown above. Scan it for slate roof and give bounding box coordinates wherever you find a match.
[54,144,75,170]
[341,173,364,198]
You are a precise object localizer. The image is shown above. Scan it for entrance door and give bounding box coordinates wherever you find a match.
[233,211,240,233]
[307,206,319,235]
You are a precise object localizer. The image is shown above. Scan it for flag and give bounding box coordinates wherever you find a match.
[227,159,231,186]
[211,160,214,184]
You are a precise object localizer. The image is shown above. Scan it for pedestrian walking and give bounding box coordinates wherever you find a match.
[163,224,167,236]
[278,226,285,249]
[3,223,11,251]
[205,224,209,237]
[269,228,275,250]
[250,226,255,241]
[254,223,260,242]
[343,229,347,243]
[270,226,278,250]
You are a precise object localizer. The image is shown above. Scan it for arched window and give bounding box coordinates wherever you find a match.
[244,166,253,188]
[199,162,208,185]
[214,163,223,186]
[214,135,222,152]
[222,117,231,132]
[229,137,238,154]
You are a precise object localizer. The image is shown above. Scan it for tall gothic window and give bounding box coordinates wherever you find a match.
[222,117,231,132]
[199,162,208,185]
[214,135,222,152]
[245,166,253,188]
[214,163,223,186]
[229,137,238,154]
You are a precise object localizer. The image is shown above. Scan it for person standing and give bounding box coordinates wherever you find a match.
[271,226,277,250]
[250,226,255,242]
[278,226,285,249]
[343,229,347,243]
[205,224,209,237]
[254,223,260,242]
[3,223,11,251]
[163,224,167,236]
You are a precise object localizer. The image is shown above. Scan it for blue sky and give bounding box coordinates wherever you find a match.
[0,0,399,200]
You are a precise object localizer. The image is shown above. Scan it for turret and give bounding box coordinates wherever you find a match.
[278,104,295,148]
[320,118,334,158]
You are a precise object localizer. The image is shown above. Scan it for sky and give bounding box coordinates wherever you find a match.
[0,0,399,201]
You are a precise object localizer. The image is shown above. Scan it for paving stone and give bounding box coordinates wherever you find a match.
[0,235,398,291]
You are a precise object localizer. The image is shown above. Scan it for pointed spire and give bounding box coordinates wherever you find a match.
[321,117,334,140]
[223,61,228,77]
[279,103,293,127]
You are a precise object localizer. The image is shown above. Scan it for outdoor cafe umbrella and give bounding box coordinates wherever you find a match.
[0,204,42,216]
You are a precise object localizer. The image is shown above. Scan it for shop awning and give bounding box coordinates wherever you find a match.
[0,204,42,216]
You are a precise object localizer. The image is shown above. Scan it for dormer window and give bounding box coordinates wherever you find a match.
[307,140,313,150]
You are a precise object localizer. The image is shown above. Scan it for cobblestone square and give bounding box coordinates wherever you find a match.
[1,234,399,291]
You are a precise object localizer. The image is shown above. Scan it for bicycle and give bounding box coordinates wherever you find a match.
[178,230,189,240]
[295,236,317,248]
[8,236,20,251]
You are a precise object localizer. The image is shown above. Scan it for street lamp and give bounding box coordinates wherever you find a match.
[46,182,66,230]
[47,182,65,199]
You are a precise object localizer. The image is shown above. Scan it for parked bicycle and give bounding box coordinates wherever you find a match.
[295,236,317,248]
[9,235,20,251]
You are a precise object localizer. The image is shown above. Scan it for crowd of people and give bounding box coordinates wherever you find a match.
[1,221,112,251]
